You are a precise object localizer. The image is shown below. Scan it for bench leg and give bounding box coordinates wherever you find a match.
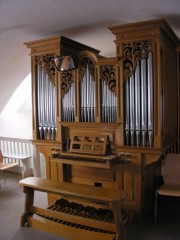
[21,186,34,226]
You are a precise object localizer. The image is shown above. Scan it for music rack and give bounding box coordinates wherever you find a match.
[69,133,108,155]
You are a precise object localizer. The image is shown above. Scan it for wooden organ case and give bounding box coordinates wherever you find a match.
[24,19,179,238]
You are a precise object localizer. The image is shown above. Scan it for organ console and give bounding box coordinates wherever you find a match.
[23,18,180,238]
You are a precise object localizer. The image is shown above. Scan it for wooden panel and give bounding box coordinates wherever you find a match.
[71,166,115,182]
[109,19,179,46]
[50,160,58,181]
[31,206,116,232]
[142,160,161,213]
[28,215,116,240]
[161,43,178,146]
[25,37,60,55]
[123,165,135,201]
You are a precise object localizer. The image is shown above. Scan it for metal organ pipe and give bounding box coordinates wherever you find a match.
[101,80,106,122]
[62,82,75,122]
[37,65,56,140]
[80,65,95,122]
[135,62,141,146]
[129,74,135,146]
[125,53,153,147]
[50,79,56,139]
[37,65,43,139]
[141,58,148,147]
[101,80,117,123]
[147,52,153,147]
[125,80,130,145]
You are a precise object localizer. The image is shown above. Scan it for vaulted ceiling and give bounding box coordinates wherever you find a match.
[0,0,180,113]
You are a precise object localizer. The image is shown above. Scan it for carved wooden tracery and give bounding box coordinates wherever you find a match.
[123,40,152,80]
[61,71,75,98]
[35,55,56,84]
[78,57,95,81]
[100,65,116,94]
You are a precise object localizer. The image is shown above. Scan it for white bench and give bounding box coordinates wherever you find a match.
[0,137,34,179]
[3,153,32,178]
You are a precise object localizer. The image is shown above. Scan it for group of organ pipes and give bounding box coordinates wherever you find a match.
[22,19,180,239]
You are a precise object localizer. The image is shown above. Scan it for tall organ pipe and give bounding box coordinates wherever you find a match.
[141,58,148,147]
[125,53,153,147]
[37,65,56,140]
[129,74,135,146]
[135,62,141,146]
[101,80,117,123]
[125,80,130,145]
[62,82,75,122]
[37,65,43,139]
[147,52,153,147]
[80,65,95,122]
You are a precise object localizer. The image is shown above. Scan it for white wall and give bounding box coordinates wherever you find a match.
[0,74,32,139]
[0,110,32,139]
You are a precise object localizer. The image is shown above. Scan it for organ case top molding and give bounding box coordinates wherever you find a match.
[109,18,179,47]
[24,35,101,57]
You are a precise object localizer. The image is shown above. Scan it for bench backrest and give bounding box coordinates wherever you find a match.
[163,154,180,185]
[0,137,33,158]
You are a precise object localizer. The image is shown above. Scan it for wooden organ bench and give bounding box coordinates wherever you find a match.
[20,177,131,240]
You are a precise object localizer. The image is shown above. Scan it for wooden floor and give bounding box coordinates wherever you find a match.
[0,174,180,240]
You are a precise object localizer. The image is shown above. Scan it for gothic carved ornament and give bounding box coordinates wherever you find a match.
[100,65,116,94]
[61,71,75,98]
[78,57,95,81]
[123,40,152,80]
[36,55,56,85]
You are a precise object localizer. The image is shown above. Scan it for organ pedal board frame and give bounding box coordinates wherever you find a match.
[20,177,132,240]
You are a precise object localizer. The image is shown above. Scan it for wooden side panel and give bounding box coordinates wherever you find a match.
[28,214,116,240]
[50,160,58,181]
[161,43,178,146]
[142,160,161,214]
[123,165,135,201]
[71,165,117,188]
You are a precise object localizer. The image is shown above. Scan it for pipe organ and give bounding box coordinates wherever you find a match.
[24,19,180,239]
